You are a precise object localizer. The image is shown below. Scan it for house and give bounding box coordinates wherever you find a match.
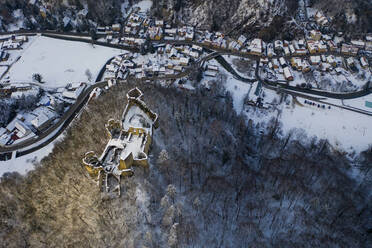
[315,11,329,26]
[206,65,219,71]
[238,35,247,46]
[326,55,336,67]
[0,127,8,146]
[346,57,355,67]
[155,20,164,27]
[13,35,28,43]
[122,60,135,68]
[283,67,294,81]
[228,40,241,51]
[327,40,338,52]
[321,55,326,62]
[351,40,365,49]
[366,41,372,51]
[249,38,263,56]
[318,41,327,53]
[335,67,342,75]
[272,58,280,69]
[147,26,163,40]
[189,51,199,59]
[178,26,187,36]
[30,106,58,131]
[186,26,195,38]
[310,55,321,65]
[112,24,121,32]
[290,57,301,69]
[164,28,177,37]
[307,40,327,54]
[341,44,359,56]
[279,57,287,67]
[310,30,322,41]
[173,65,183,72]
[63,83,86,100]
[4,114,34,144]
[205,64,219,77]
[302,61,311,73]
[267,44,275,57]
[165,44,172,53]
[97,26,106,33]
[89,87,102,100]
[283,46,290,56]
[205,70,217,77]
[274,40,283,52]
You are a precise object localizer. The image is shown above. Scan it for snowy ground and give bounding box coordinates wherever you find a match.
[5,36,126,87]
[0,66,7,78]
[208,59,372,154]
[206,59,252,113]
[223,55,256,79]
[0,130,65,177]
[279,97,372,154]
[342,94,372,113]
[133,0,153,13]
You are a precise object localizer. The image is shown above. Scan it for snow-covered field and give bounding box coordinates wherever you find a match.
[6,36,126,87]
[280,98,372,153]
[133,0,152,12]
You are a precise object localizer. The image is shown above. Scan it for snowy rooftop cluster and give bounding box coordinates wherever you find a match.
[104,44,203,80]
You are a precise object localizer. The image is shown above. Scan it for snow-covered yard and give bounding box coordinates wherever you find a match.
[133,0,153,13]
[279,98,372,153]
[6,36,126,87]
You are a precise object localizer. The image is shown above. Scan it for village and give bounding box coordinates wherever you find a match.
[0,34,88,147]
[98,8,371,86]
[0,5,372,154]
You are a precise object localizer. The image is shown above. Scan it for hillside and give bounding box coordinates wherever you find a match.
[310,0,372,34]
[0,0,370,35]
[0,82,371,247]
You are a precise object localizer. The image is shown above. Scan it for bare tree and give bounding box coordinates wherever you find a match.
[85,69,93,82]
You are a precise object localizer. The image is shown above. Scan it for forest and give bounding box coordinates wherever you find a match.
[0,81,371,247]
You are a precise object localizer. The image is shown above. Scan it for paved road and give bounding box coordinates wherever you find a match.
[209,53,372,116]
[0,81,109,154]
[0,60,197,156]
[210,52,372,100]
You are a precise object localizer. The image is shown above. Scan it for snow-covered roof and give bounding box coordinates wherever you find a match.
[30,106,58,129]
[63,85,85,99]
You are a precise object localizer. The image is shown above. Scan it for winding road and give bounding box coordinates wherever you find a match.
[0,30,371,160]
